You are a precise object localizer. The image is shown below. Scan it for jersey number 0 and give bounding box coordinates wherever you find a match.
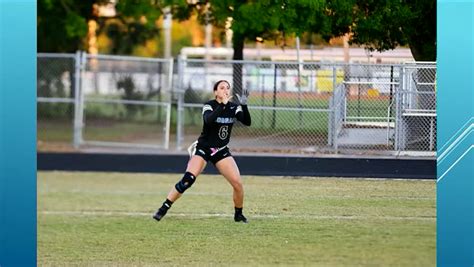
[218,125,229,140]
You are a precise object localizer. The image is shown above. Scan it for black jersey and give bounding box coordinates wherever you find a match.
[197,99,251,148]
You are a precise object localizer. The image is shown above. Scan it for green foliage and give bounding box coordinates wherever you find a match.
[64,13,88,39]
[115,0,162,21]
[116,75,145,118]
[37,57,75,119]
[163,0,326,57]
[211,0,435,61]
[171,0,330,95]
[106,1,163,55]
[209,0,323,42]
[104,18,160,55]
[38,0,93,52]
[38,0,435,60]
[38,0,163,54]
[168,0,435,61]
[326,0,436,61]
[37,103,72,120]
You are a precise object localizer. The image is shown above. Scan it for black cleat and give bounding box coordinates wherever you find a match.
[234,213,248,223]
[153,208,168,221]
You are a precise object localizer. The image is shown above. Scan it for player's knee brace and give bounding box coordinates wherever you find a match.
[175,172,196,193]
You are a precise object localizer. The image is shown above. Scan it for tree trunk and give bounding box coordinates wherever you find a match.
[232,32,244,99]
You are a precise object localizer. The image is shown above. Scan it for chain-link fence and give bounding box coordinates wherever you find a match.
[175,59,433,155]
[176,58,343,154]
[330,64,401,152]
[37,53,436,156]
[37,53,78,151]
[37,52,173,151]
[396,63,437,152]
[81,54,173,149]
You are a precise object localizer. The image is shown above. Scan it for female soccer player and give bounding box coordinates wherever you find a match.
[153,80,251,223]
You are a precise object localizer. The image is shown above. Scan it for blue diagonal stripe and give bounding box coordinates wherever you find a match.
[437,145,474,182]
[439,118,473,154]
[438,123,473,164]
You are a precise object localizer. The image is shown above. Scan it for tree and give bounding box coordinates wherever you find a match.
[102,18,160,55]
[324,0,436,150]
[110,1,163,54]
[167,0,328,95]
[38,0,163,53]
[326,0,436,61]
[214,1,334,95]
[38,0,93,52]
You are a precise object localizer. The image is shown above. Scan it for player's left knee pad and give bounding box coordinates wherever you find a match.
[175,172,196,193]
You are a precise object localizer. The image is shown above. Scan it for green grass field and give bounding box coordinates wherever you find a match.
[38,171,435,266]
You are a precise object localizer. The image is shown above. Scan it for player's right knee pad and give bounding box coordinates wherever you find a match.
[175,172,196,193]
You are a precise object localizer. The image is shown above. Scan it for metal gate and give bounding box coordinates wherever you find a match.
[78,53,173,150]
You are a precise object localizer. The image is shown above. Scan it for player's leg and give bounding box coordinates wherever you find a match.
[214,156,248,223]
[153,155,207,221]
[169,155,207,202]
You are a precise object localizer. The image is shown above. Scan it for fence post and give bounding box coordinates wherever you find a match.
[73,51,85,149]
[271,63,277,128]
[429,116,435,151]
[296,37,303,126]
[333,66,339,152]
[394,65,404,151]
[327,66,336,150]
[164,58,173,150]
[328,94,333,148]
[176,56,184,150]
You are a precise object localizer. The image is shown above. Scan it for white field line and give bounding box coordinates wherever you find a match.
[39,210,435,221]
[38,190,435,200]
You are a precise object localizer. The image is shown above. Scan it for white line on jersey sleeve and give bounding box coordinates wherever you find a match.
[202,104,213,114]
[235,105,243,115]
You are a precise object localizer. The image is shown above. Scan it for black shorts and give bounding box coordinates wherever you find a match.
[194,144,232,165]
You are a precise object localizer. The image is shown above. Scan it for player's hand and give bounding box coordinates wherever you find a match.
[236,89,250,105]
[222,94,233,105]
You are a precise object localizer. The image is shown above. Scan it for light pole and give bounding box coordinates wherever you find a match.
[163,7,172,59]
[204,2,212,61]
[225,17,233,60]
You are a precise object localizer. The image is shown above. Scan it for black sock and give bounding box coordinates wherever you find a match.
[161,199,173,210]
[235,207,243,215]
